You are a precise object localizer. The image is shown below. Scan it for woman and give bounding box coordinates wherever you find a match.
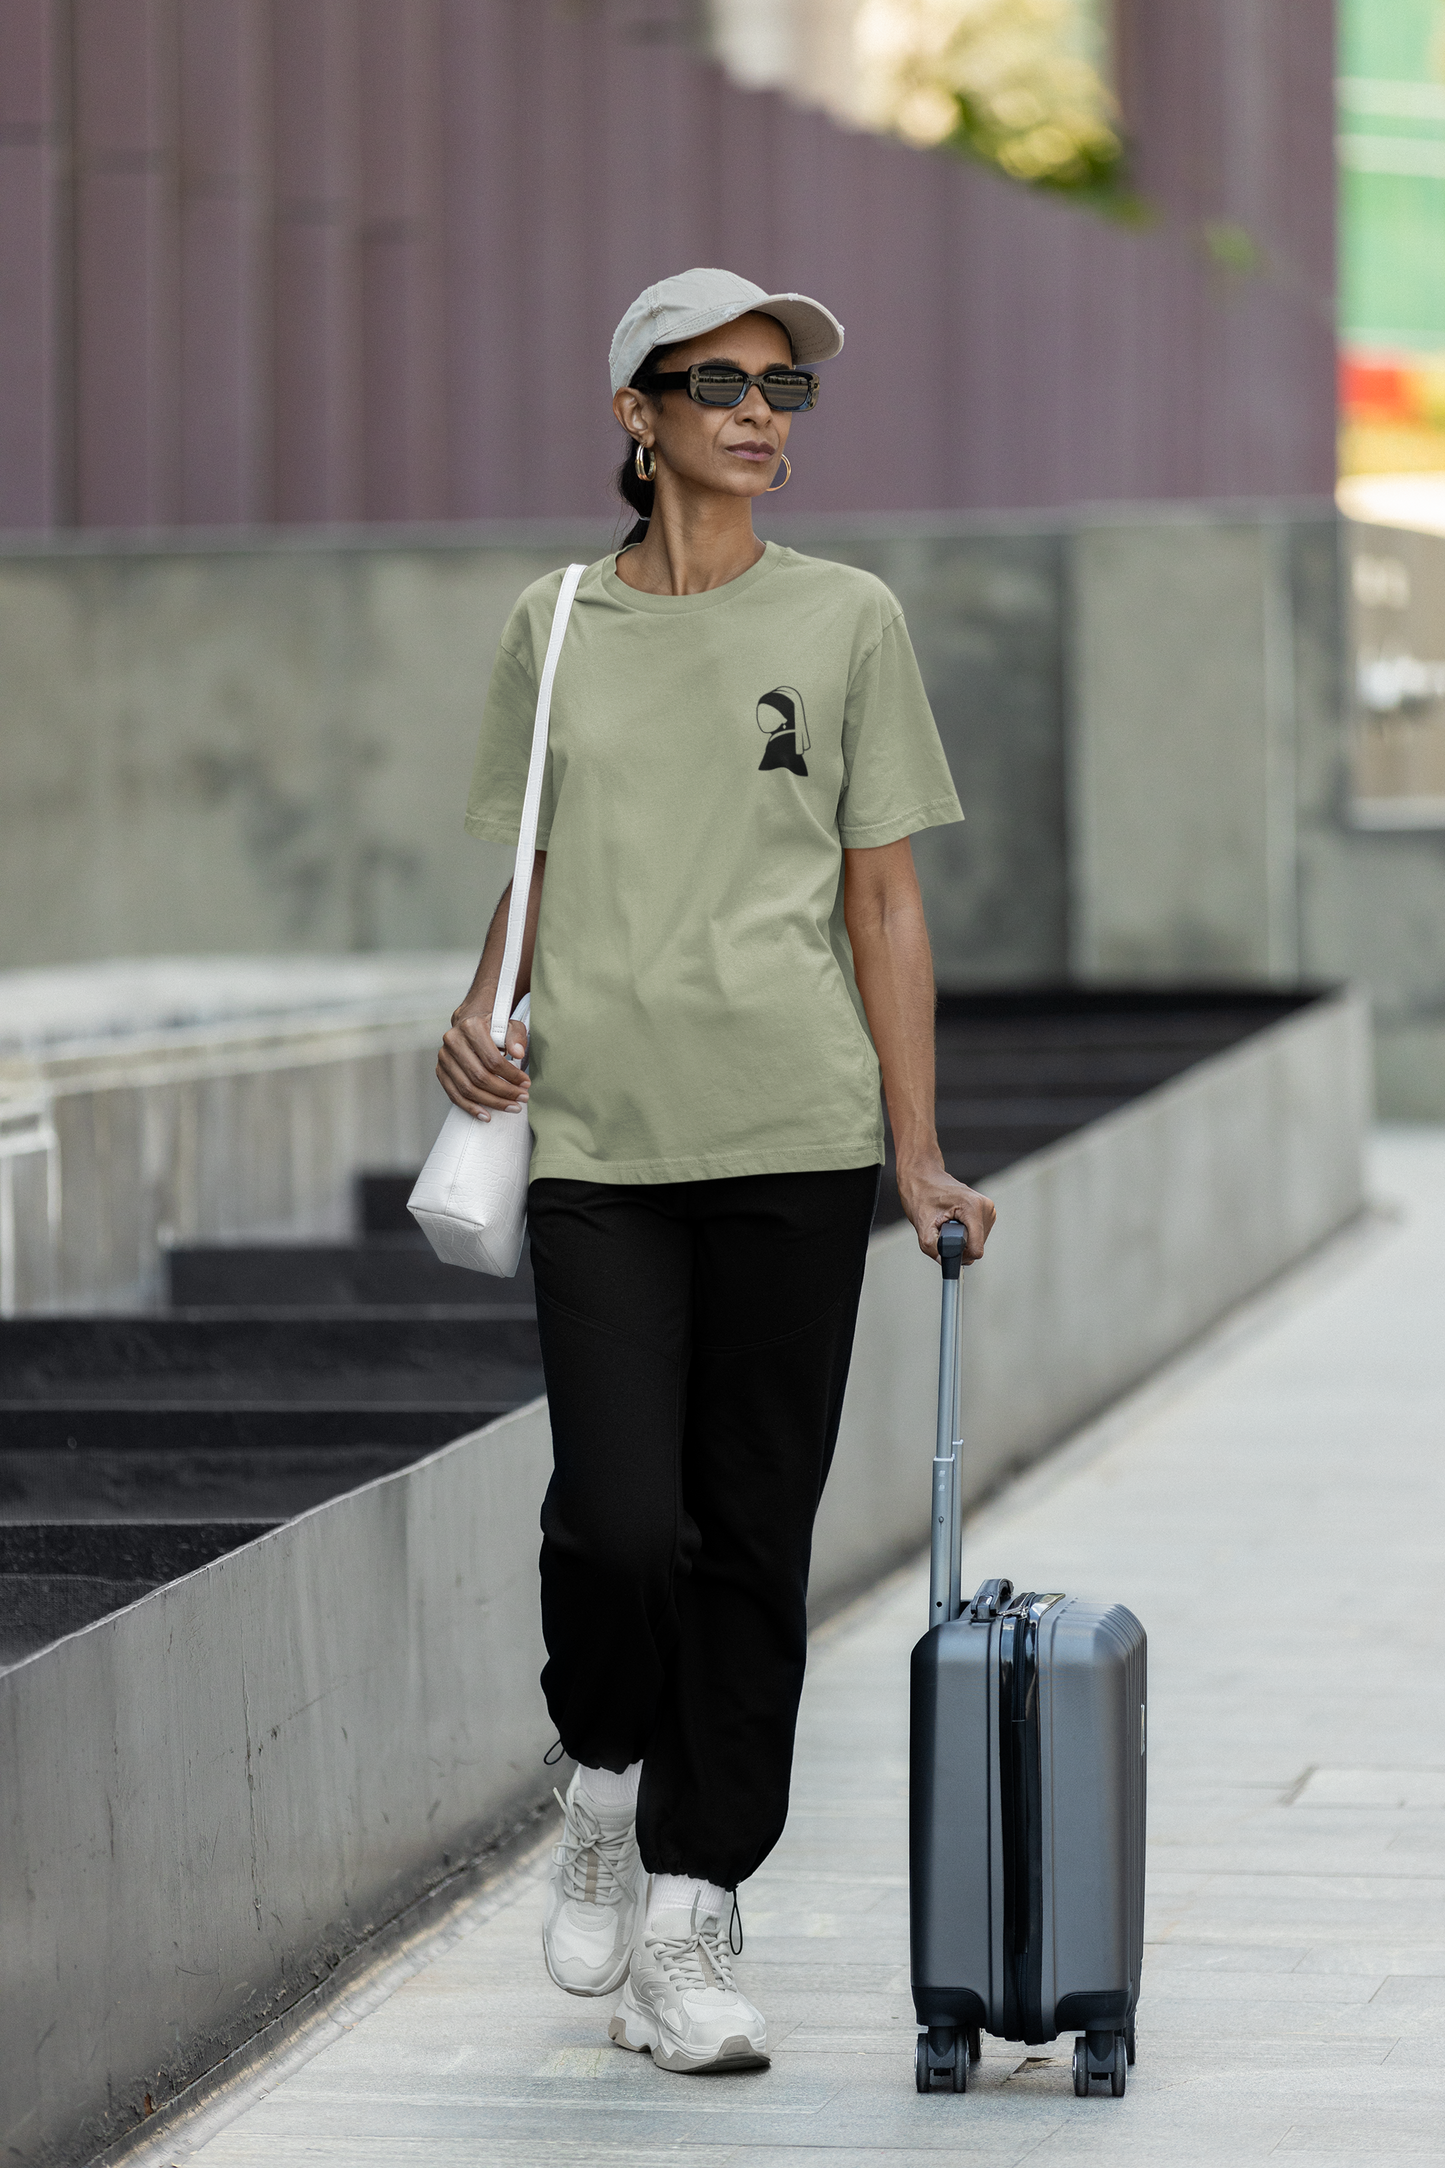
[438,267,996,2076]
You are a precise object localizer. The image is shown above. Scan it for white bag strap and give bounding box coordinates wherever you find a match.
[488,561,586,1048]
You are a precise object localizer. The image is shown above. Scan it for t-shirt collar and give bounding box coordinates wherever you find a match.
[599,538,784,614]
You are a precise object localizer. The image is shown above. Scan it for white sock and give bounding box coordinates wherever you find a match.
[576,1761,641,1813]
[649,1873,730,1925]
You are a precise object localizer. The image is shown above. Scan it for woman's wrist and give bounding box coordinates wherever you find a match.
[453,982,500,1028]
[894,1136,945,1182]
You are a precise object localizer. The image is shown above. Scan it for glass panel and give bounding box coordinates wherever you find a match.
[1348,523,1445,828]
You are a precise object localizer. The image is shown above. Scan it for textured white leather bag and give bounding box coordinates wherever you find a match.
[407,561,585,1275]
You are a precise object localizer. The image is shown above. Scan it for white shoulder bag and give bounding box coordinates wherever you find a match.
[408,561,586,1275]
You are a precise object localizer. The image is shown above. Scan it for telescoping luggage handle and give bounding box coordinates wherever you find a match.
[929,1222,968,1630]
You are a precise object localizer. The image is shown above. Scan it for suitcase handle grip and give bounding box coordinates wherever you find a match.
[938,1220,966,1279]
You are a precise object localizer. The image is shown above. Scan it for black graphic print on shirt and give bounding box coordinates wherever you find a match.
[757,686,810,777]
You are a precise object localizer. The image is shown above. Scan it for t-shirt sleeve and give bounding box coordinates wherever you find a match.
[463,597,557,849]
[836,607,963,848]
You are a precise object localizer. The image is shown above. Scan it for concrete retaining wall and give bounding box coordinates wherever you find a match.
[0,957,468,1310]
[0,988,1370,2166]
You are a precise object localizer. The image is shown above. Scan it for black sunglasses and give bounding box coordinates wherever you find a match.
[637,364,820,413]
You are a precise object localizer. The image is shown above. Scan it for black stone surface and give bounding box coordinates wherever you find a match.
[0,1579,159,1666]
[0,1404,533,1452]
[0,1521,278,1668]
[167,1238,536,1310]
[357,1172,427,1235]
[0,1311,541,1392]
[0,1521,276,1578]
[0,1442,427,1520]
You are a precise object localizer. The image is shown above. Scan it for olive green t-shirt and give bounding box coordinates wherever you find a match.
[464,541,962,1185]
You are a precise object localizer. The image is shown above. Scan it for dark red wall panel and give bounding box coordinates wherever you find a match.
[0,0,1336,532]
[0,0,68,527]
[178,0,270,523]
[358,0,444,520]
[271,0,361,522]
[73,0,178,526]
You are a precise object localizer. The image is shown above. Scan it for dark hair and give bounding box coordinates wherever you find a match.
[615,345,668,549]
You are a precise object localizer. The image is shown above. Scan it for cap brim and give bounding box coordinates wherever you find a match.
[750,293,845,366]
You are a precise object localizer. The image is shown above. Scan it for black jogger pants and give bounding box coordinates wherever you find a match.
[528,1164,880,1891]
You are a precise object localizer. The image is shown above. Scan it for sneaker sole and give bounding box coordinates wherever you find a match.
[542,1929,632,1999]
[608,2008,769,2075]
[653,2034,771,2075]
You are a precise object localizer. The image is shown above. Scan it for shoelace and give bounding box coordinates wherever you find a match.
[646,1916,739,1996]
[552,1787,635,1907]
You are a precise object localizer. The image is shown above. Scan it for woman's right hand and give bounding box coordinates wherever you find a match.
[437,1004,531,1120]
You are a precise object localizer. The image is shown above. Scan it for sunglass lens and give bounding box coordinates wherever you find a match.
[762,371,814,410]
[692,368,748,406]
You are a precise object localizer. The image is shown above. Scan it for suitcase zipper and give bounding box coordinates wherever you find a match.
[998,1593,1062,2045]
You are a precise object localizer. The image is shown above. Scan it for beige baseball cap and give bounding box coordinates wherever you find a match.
[609,267,844,395]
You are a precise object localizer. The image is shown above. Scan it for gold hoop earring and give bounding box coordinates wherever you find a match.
[765,453,791,493]
[634,440,656,483]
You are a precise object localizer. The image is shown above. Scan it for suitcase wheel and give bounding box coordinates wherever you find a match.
[915,2028,968,2094]
[1125,2011,1136,2066]
[1073,2032,1128,2098]
[967,2024,982,2067]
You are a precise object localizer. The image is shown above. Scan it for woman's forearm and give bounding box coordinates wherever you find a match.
[454,853,546,1022]
[436,853,546,1116]
[844,838,996,1261]
[845,842,942,1171]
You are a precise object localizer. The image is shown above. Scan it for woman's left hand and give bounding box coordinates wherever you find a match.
[896,1154,996,1264]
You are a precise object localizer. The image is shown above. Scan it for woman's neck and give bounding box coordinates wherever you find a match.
[615,485,765,596]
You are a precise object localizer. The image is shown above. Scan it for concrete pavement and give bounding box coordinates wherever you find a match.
[152,1129,1445,2167]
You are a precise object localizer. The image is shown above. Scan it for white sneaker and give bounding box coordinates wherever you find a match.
[542,1773,644,1996]
[609,1890,769,2073]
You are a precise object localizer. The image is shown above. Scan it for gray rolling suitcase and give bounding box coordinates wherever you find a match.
[909,1222,1147,2098]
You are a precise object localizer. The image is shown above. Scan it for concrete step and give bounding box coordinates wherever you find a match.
[0,1401,528,1448]
[0,1288,541,1660]
[0,1312,541,1392]
[932,987,1308,1039]
[929,994,1308,1082]
[935,1093,1134,1123]
[166,1238,534,1310]
[0,1302,540,1536]
[358,1173,428,1235]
